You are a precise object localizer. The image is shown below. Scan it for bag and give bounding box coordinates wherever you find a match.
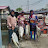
[26,25,30,35]
[12,32,19,48]
[36,25,41,38]
[19,26,24,37]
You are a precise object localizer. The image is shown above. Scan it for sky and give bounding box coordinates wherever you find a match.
[0,0,48,11]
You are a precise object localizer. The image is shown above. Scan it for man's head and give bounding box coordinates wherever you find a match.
[10,10,15,17]
[21,12,24,16]
[30,10,34,15]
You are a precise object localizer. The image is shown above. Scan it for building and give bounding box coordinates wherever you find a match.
[0,6,10,19]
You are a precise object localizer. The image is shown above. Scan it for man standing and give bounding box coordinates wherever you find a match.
[29,10,38,40]
[7,10,17,47]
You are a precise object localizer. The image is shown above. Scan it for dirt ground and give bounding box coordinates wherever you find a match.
[2,34,48,48]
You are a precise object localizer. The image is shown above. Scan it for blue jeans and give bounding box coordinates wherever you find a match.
[30,31,36,40]
[8,29,13,43]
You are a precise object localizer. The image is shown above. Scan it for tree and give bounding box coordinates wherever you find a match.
[16,7,23,12]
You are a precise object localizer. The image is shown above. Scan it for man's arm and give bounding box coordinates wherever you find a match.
[7,16,11,27]
[35,16,38,23]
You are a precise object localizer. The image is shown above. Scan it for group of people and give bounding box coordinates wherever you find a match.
[7,10,38,47]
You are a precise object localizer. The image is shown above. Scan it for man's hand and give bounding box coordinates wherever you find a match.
[27,22,30,25]
[12,26,15,30]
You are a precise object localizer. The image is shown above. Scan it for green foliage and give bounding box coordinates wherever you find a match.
[16,7,23,12]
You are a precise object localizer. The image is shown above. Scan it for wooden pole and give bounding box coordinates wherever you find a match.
[0,16,2,48]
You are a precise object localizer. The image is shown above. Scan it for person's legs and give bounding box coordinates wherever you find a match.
[24,27,25,35]
[34,32,36,40]
[8,29,13,44]
[34,28,36,40]
[30,31,32,39]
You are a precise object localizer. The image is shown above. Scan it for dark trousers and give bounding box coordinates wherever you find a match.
[30,25,36,40]
[8,28,19,44]
[8,29,13,43]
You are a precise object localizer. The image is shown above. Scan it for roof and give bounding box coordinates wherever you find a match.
[0,6,8,9]
[21,10,48,14]
[34,10,48,14]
